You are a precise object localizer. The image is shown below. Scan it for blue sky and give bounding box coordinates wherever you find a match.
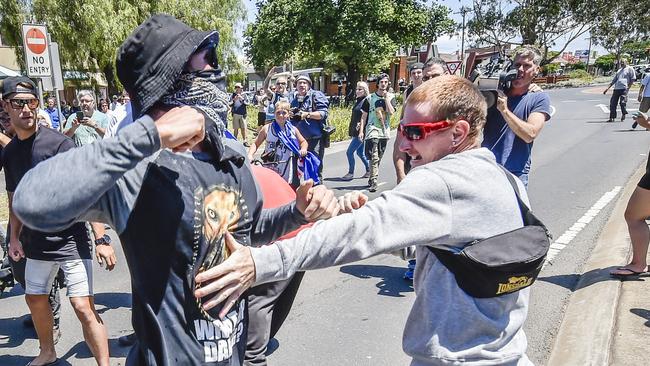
[241,0,607,56]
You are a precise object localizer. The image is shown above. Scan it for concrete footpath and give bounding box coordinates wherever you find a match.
[547,163,650,365]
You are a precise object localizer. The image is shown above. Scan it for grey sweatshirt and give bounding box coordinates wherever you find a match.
[251,148,533,365]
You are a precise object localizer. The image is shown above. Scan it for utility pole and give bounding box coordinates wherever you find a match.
[586,36,592,75]
[456,6,473,76]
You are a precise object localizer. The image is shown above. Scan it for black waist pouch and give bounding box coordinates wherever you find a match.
[428,168,551,298]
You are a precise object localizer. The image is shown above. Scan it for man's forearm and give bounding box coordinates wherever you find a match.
[393,137,406,183]
[500,109,537,143]
[13,117,160,233]
[63,125,77,137]
[250,203,309,247]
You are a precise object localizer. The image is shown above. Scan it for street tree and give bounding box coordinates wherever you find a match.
[466,0,613,65]
[0,0,246,92]
[245,0,453,86]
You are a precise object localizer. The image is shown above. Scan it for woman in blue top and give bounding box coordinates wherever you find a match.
[248,101,308,188]
[341,82,371,180]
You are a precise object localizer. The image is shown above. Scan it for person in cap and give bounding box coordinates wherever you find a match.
[289,74,329,180]
[2,76,111,366]
[230,82,250,146]
[193,75,535,366]
[12,14,340,365]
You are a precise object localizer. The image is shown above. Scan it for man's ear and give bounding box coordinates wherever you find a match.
[453,120,470,142]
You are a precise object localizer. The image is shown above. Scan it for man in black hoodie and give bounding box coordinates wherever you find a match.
[13,14,339,365]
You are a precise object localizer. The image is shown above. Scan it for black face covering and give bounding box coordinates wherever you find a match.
[161,69,230,157]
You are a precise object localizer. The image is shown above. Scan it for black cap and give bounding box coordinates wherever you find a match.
[409,62,424,72]
[1,76,37,98]
[115,14,219,117]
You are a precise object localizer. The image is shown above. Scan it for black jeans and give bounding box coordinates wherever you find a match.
[609,88,628,119]
[245,272,305,366]
[307,137,325,179]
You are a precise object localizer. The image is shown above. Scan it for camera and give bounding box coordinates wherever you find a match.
[289,107,303,122]
[470,55,518,108]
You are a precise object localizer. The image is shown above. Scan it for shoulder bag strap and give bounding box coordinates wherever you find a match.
[498,165,547,228]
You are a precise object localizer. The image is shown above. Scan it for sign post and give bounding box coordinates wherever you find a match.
[22,24,52,106]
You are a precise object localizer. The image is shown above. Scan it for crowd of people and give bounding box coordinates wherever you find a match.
[1,12,649,366]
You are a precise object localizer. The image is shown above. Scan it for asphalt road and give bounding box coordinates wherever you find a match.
[0,85,649,365]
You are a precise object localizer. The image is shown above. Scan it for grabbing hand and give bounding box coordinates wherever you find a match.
[496,92,508,113]
[155,106,205,152]
[299,149,308,157]
[194,232,255,319]
[8,240,24,261]
[295,180,340,221]
[95,244,117,271]
[337,191,368,213]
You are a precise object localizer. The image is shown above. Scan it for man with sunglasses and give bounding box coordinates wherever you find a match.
[13,14,340,365]
[262,67,292,124]
[482,46,551,187]
[2,76,110,366]
[394,57,449,281]
[192,75,535,365]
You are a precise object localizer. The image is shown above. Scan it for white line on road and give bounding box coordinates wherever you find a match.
[545,186,622,265]
[596,104,638,114]
[561,100,577,103]
[587,99,601,102]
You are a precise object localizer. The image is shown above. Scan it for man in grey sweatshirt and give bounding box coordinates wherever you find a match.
[194,75,535,365]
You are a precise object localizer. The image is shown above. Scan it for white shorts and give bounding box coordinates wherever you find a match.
[25,258,93,297]
[232,114,247,130]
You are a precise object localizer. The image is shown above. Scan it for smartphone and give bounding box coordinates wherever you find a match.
[75,111,84,121]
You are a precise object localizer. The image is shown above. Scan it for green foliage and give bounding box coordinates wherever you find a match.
[467,0,613,65]
[0,0,246,91]
[541,63,560,75]
[571,62,586,70]
[591,0,649,63]
[245,0,453,85]
[594,54,617,72]
[567,69,591,80]
[622,40,650,62]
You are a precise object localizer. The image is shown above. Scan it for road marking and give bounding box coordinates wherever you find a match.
[587,99,601,102]
[550,106,556,117]
[545,186,622,265]
[561,100,577,103]
[596,104,638,114]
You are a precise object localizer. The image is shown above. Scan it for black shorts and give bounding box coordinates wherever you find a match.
[257,112,267,127]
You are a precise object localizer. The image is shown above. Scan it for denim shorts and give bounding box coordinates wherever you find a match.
[25,258,93,297]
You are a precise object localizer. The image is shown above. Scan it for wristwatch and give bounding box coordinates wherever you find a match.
[95,234,112,246]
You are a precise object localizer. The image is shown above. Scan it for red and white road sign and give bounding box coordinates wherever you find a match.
[22,24,51,77]
[25,28,47,54]
[446,61,462,75]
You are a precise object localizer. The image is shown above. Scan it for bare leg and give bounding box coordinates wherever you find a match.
[612,186,650,274]
[25,294,57,364]
[70,296,109,366]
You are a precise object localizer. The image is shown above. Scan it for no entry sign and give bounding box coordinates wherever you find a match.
[22,24,51,77]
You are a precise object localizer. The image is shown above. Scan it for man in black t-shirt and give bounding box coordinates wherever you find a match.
[12,15,340,366]
[2,76,111,366]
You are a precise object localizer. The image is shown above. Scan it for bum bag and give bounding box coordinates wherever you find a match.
[428,168,551,298]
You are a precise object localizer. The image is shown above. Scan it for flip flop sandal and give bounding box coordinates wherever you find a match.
[610,268,646,278]
[26,358,59,366]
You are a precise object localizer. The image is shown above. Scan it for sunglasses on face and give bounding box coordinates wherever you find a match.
[8,98,40,110]
[399,120,450,141]
[194,41,218,68]
[276,82,287,86]
[275,110,289,116]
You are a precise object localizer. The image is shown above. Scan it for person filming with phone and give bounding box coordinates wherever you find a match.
[63,90,109,146]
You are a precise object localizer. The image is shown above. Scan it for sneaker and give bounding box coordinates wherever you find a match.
[621,114,627,122]
[368,182,377,192]
[606,119,614,122]
[118,332,137,347]
[403,268,414,281]
[362,171,370,179]
[341,173,353,180]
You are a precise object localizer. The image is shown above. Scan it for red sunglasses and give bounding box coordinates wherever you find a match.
[399,120,450,141]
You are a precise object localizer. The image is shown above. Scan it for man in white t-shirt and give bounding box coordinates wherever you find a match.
[604,58,636,122]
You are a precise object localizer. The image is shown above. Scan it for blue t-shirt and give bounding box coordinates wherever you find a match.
[482,92,551,177]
